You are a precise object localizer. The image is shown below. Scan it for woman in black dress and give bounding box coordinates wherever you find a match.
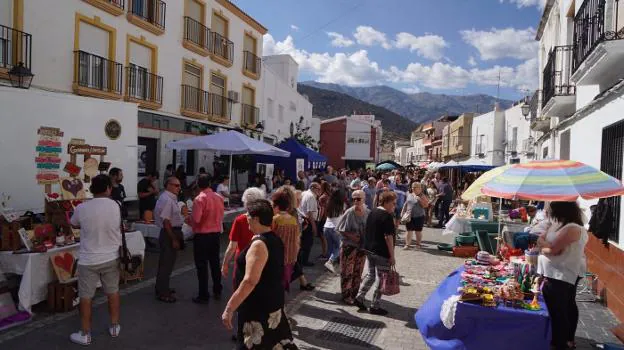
[222,199,297,350]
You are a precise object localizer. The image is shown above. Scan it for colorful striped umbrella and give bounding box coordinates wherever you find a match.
[461,164,512,200]
[480,160,624,201]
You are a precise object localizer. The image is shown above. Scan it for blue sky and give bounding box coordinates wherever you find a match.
[236,0,546,99]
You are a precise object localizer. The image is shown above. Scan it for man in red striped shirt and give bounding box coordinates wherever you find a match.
[189,174,225,304]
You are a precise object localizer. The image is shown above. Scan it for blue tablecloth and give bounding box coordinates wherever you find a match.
[415,267,551,350]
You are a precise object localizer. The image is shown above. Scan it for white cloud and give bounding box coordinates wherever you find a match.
[354,26,392,49]
[401,86,421,94]
[461,27,538,61]
[263,34,538,91]
[468,56,477,66]
[326,32,355,47]
[394,32,448,60]
[290,24,299,31]
[500,0,547,8]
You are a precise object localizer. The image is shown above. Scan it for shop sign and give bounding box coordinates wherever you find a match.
[67,144,107,156]
[347,135,370,145]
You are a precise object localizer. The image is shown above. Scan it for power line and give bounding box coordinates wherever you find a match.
[296,1,368,43]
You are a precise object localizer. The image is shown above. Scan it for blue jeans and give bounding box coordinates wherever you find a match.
[323,227,341,263]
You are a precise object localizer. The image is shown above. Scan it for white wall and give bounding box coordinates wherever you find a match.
[260,55,316,144]
[471,111,496,165]
[22,0,264,128]
[568,96,624,246]
[345,119,372,161]
[0,85,138,212]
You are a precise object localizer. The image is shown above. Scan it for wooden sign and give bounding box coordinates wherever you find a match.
[36,171,60,185]
[60,177,86,200]
[63,162,81,176]
[38,127,64,137]
[50,252,77,283]
[67,144,107,156]
[98,161,111,172]
[36,126,64,191]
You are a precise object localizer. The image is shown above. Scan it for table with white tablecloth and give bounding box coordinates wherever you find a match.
[0,231,145,313]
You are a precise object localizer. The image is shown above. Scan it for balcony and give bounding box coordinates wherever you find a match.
[422,122,434,132]
[507,140,518,155]
[423,136,433,147]
[82,0,124,16]
[0,25,32,79]
[571,0,624,85]
[125,64,163,109]
[542,46,576,117]
[127,0,166,35]
[73,50,122,100]
[529,89,542,120]
[183,17,211,56]
[241,103,259,127]
[243,51,261,80]
[210,32,234,67]
[180,85,231,123]
[522,138,536,157]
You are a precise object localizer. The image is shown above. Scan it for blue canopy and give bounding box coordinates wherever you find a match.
[255,139,327,181]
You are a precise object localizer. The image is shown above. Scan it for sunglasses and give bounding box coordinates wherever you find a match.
[352,197,363,201]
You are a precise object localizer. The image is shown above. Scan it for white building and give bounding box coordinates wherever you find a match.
[470,105,506,166]
[394,141,411,165]
[319,114,383,169]
[260,54,320,145]
[1,0,267,182]
[503,103,537,163]
[531,0,624,320]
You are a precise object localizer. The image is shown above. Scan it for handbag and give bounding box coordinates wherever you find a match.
[117,203,139,274]
[380,266,400,296]
[400,202,412,224]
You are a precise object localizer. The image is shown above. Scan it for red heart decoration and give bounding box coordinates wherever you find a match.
[34,224,54,238]
[47,193,60,199]
[54,253,74,274]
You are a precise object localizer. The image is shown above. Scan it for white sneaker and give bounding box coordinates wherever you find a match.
[324,260,336,274]
[70,331,92,346]
[109,324,121,338]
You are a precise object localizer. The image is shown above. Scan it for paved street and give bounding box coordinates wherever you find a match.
[0,227,622,349]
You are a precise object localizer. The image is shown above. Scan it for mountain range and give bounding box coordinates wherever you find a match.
[297,84,416,140]
[301,81,514,124]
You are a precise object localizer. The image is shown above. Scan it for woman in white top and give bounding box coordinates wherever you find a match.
[216,175,230,198]
[323,188,345,274]
[401,182,429,249]
[536,201,588,350]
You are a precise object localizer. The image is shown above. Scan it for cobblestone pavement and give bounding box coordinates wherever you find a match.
[0,226,621,349]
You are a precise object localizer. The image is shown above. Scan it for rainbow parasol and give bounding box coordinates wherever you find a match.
[480,160,624,201]
[461,164,512,200]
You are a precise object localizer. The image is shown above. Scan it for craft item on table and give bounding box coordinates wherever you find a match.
[440,295,461,329]
[476,251,499,265]
[50,252,78,283]
[482,293,497,307]
[460,286,481,301]
[525,248,539,266]
[83,158,99,177]
[497,280,524,307]
[43,240,54,249]
[525,276,543,311]
[55,232,66,246]
[521,273,533,294]
[17,228,33,251]
[45,192,62,201]
[519,207,528,223]
[72,228,80,240]
[60,177,86,200]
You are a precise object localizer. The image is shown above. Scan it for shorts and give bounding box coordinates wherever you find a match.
[406,216,425,231]
[78,259,120,299]
[316,220,325,238]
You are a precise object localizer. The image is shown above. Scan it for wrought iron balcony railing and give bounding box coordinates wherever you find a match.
[241,103,259,126]
[74,50,122,94]
[243,51,261,77]
[211,32,234,64]
[181,85,230,121]
[529,90,542,120]
[129,0,166,30]
[0,24,32,72]
[183,16,210,52]
[542,45,576,107]
[126,64,163,105]
[573,0,624,72]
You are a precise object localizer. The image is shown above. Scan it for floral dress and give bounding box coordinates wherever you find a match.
[235,232,298,350]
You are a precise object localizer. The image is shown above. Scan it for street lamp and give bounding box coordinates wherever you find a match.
[8,62,34,89]
[521,100,531,121]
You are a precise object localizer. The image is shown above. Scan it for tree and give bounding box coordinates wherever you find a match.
[291,116,319,151]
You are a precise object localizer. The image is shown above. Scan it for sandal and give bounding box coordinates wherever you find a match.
[156,294,177,303]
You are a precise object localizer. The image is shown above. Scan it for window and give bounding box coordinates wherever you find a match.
[211,11,227,36]
[244,33,256,54]
[267,98,274,118]
[185,0,204,22]
[210,72,226,96]
[542,147,548,159]
[210,72,227,118]
[183,62,202,88]
[278,104,284,123]
[560,130,570,160]
[242,85,256,125]
[601,120,624,242]
[511,127,518,151]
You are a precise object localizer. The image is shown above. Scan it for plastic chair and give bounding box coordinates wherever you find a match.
[475,230,496,254]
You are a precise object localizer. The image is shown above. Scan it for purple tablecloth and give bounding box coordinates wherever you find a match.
[415,267,551,350]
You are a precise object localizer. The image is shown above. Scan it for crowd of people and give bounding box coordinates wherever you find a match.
[67,162,591,350]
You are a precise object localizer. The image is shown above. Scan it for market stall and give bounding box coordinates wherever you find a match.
[417,160,624,350]
[0,231,145,312]
[255,138,327,181]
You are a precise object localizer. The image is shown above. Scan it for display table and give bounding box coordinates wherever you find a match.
[415,267,551,350]
[443,217,491,236]
[0,231,145,313]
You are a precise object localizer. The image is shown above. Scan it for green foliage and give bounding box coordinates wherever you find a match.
[292,116,319,151]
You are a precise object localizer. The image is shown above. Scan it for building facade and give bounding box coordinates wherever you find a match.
[442,113,474,161]
[319,114,382,169]
[533,0,624,326]
[394,141,411,165]
[1,0,268,181]
[470,105,506,166]
[260,54,319,146]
